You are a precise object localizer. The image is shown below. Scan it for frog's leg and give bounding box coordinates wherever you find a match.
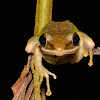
[34,44,57,96]
[82,32,95,67]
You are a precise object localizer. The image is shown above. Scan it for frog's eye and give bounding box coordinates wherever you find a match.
[39,34,47,46]
[73,33,80,46]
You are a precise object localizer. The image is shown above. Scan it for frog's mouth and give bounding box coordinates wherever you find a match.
[41,46,79,56]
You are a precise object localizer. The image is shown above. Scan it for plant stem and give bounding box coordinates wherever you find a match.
[34,0,53,100]
[34,72,41,100]
[34,0,53,36]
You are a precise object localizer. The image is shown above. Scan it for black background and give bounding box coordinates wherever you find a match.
[0,0,100,100]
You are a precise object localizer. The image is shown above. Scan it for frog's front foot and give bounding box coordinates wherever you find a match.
[37,66,57,96]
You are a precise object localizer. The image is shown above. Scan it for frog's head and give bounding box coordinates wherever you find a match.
[39,20,85,63]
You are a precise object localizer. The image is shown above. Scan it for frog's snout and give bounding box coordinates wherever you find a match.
[41,46,79,56]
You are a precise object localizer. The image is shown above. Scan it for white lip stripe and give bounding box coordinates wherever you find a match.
[41,46,79,56]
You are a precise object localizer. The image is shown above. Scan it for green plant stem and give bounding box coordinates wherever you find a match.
[33,0,53,100]
[34,0,53,36]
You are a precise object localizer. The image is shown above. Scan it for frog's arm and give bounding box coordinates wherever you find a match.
[71,25,95,66]
[82,32,95,66]
[25,28,57,96]
[34,43,57,96]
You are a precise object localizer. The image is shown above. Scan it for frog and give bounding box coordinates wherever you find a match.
[25,20,95,96]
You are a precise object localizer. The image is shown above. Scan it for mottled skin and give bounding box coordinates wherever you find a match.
[25,20,95,96]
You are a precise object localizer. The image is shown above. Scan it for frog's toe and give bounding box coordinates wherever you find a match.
[46,90,52,96]
[42,66,57,79]
[88,62,93,67]
[48,71,57,79]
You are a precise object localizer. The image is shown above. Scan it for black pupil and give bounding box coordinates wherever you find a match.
[73,34,80,45]
[39,35,46,46]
